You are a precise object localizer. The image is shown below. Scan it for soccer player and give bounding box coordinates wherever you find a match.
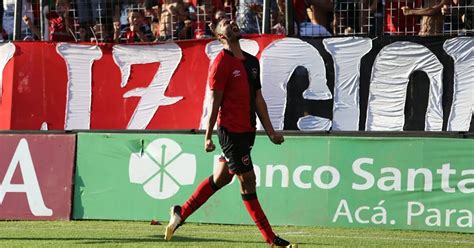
[164,17,295,247]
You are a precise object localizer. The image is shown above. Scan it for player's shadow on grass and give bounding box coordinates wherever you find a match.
[0,236,324,246]
[161,236,323,246]
[155,235,262,244]
[77,235,247,245]
[154,235,321,246]
[0,236,260,245]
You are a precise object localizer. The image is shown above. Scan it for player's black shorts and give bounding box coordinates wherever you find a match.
[217,126,256,174]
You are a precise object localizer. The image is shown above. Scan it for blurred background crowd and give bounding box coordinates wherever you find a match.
[1,0,472,42]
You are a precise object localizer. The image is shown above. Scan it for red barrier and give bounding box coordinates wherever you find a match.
[0,134,75,220]
[2,36,471,131]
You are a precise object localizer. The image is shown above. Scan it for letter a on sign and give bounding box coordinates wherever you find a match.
[0,139,53,216]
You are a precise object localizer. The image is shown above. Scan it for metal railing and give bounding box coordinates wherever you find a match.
[1,0,472,43]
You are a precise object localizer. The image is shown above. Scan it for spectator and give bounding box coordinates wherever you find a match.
[0,29,5,42]
[293,0,307,24]
[113,1,159,40]
[150,17,160,40]
[23,0,75,41]
[76,0,106,26]
[334,0,358,34]
[446,0,473,34]
[178,19,193,38]
[144,0,161,21]
[0,0,3,39]
[3,0,34,40]
[385,0,421,35]
[22,14,36,38]
[0,0,6,41]
[194,0,214,38]
[158,0,189,40]
[115,9,153,43]
[174,0,191,39]
[402,0,452,36]
[299,0,333,36]
[100,1,122,41]
[91,19,114,42]
[270,0,286,34]
[334,0,378,35]
[223,0,236,19]
[158,0,176,40]
[362,0,380,35]
[117,0,146,29]
[464,0,473,32]
[235,0,263,34]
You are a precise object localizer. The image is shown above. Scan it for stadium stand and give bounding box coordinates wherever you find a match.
[1,0,472,41]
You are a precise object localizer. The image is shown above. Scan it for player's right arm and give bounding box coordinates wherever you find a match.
[205,52,228,152]
[205,90,223,152]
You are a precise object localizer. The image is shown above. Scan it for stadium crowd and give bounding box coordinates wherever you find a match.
[0,0,472,42]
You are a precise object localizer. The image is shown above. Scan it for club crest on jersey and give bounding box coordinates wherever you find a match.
[233,70,241,77]
[242,155,250,165]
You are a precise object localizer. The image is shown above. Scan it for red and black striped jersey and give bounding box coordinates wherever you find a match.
[208,49,262,133]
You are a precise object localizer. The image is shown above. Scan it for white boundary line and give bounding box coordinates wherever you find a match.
[278,232,474,244]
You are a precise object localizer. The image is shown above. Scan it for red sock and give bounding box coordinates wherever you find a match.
[242,193,276,244]
[181,176,219,220]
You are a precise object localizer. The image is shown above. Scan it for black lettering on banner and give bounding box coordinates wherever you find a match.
[282,37,472,132]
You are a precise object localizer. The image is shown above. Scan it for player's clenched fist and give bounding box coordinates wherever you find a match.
[270,132,284,145]
[205,139,215,152]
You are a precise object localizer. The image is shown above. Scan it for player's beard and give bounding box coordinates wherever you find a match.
[226,23,242,42]
[227,28,241,42]
[228,33,242,42]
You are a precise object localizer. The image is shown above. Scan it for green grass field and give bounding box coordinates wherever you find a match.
[0,220,473,247]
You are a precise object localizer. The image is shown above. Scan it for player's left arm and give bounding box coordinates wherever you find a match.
[255,89,284,145]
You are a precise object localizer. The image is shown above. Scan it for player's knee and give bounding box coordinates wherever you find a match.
[223,174,234,185]
[215,173,233,188]
[238,171,256,189]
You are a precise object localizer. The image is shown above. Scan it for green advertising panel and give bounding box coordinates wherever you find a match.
[74,133,474,233]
